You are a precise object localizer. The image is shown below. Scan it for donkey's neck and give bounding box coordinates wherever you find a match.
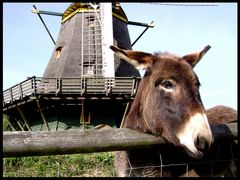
[123,77,151,133]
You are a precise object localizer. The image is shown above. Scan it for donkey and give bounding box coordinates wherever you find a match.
[110,45,236,177]
[206,105,237,124]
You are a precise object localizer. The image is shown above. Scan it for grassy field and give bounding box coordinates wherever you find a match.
[3,152,115,177]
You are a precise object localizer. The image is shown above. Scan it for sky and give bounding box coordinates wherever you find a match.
[3,3,237,110]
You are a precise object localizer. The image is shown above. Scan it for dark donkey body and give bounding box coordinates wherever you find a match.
[110,45,237,177]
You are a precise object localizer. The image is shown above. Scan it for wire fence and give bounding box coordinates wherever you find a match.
[117,139,238,177]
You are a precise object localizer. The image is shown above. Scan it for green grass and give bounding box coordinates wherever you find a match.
[3,152,115,177]
[3,114,11,131]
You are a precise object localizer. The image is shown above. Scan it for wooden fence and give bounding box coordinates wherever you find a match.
[3,122,237,157]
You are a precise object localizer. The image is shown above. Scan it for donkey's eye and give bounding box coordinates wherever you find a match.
[195,81,201,87]
[161,80,174,89]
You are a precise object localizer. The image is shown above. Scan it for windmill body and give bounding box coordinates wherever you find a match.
[43,3,140,78]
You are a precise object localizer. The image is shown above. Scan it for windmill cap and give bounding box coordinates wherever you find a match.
[62,3,128,24]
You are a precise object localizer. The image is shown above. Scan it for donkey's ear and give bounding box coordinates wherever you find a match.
[110,45,156,70]
[182,45,211,67]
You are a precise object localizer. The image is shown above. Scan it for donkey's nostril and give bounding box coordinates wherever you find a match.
[194,136,209,152]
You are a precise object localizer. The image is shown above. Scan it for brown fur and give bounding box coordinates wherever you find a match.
[206,105,237,124]
[110,46,237,177]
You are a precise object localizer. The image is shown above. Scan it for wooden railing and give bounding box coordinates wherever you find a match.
[3,77,34,104]
[3,76,141,106]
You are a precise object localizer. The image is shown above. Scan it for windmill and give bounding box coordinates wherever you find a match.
[3,2,155,131]
[32,3,156,78]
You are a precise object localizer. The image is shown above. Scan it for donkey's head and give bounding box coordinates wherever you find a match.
[110,45,213,158]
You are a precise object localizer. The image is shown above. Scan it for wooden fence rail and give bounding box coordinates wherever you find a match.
[3,123,237,157]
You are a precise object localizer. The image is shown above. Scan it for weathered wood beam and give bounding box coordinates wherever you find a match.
[80,100,85,129]
[120,102,130,128]
[31,9,63,16]
[3,128,163,157]
[32,5,56,45]
[128,20,155,28]
[16,106,32,131]
[36,100,50,131]
[5,118,17,131]
[3,98,34,111]
[16,120,25,131]
[3,123,237,157]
